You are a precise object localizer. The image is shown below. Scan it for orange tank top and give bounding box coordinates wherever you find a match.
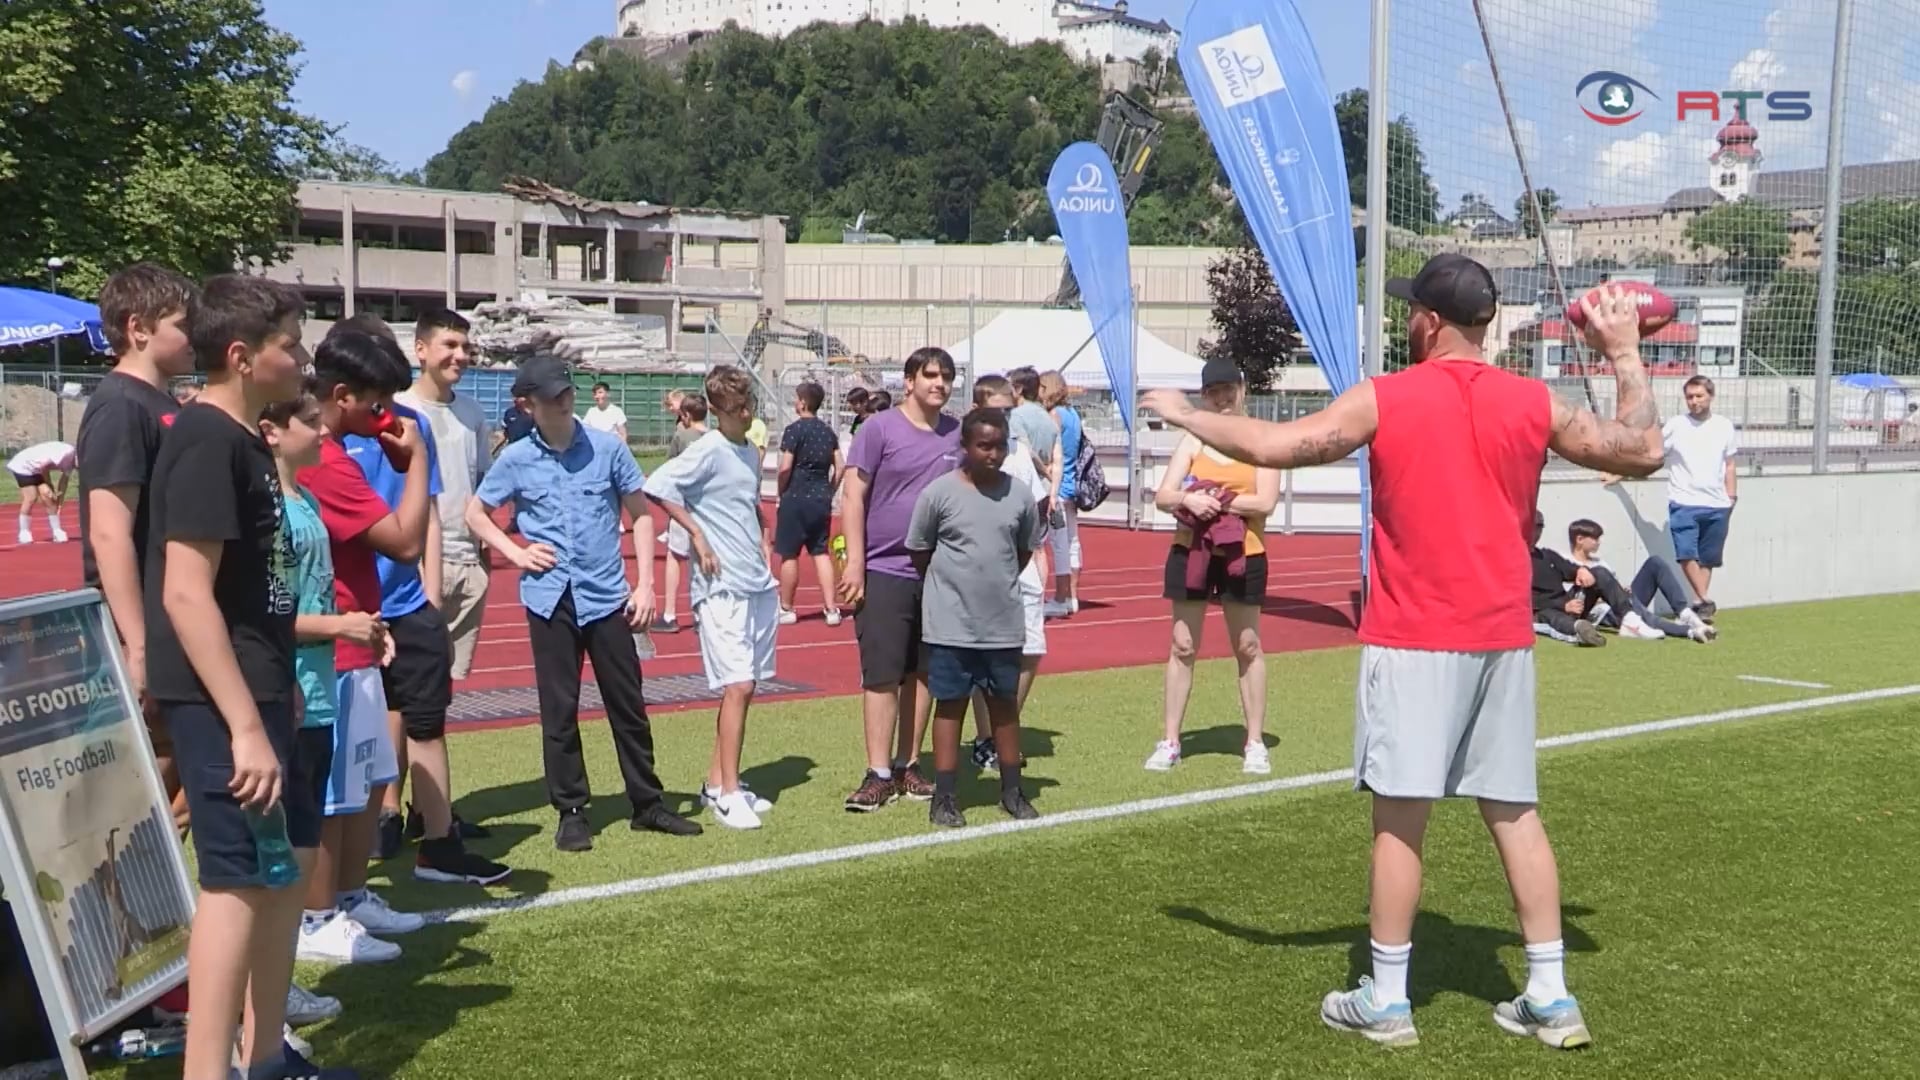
[1172,446,1266,556]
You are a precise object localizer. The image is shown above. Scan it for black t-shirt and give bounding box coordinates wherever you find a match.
[144,403,298,705]
[75,372,179,587]
[779,416,838,503]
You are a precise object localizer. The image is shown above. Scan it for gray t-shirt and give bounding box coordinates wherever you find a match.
[906,469,1039,650]
[642,430,776,605]
[1010,401,1058,467]
[668,424,704,459]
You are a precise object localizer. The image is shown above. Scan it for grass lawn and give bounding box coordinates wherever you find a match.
[103,593,1918,1078]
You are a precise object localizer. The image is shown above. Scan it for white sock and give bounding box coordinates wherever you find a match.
[871,766,892,780]
[300,908,335,932]
[1525,939,1568,1002]
[1370,939,1412,1005]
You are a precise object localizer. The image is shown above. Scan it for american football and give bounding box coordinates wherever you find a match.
[1564,280,1677,335]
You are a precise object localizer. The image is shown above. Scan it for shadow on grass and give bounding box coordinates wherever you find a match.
[1160,904,1600,1007]
[742,754,817,804]
[304,920,509,1076]
[1262,592,1358,631]
[370,820,559,907]
[1181,724,1278,760]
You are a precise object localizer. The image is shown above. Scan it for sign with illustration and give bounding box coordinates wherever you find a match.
[0,589,195,1077]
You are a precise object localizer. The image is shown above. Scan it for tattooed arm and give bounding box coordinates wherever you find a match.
[1547,285,1665,477]
[1140,382,1378,470]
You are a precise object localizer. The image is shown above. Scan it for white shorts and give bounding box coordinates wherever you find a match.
[1020,576,1046,657]
[1353,645,1538,804]
[324,668,399,816]
[1047,504,1082,572]
[666,521,691,559]
[695,589,781,691]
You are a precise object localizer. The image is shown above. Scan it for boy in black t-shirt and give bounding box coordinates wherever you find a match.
[145,275,357,1080]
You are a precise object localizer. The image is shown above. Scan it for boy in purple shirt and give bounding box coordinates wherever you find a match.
[837,348,962,812]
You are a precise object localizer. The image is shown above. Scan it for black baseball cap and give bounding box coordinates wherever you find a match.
[511,356,574,400]
[1386,253,1499,328]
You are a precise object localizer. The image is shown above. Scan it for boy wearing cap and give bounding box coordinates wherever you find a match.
[465,357,702,852]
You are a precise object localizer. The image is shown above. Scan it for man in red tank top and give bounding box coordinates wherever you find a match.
[1144,254,1665,1052]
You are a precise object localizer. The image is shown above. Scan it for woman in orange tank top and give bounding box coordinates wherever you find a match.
[1144,360,1281,776]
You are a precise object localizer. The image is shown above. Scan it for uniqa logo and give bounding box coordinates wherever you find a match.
[1195,25,1287,105]
[1210,45,1266,102]
[0,323,66,343]
[1055,194,1117,214]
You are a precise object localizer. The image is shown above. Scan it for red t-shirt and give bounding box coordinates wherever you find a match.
[1359,359,1551,652]
[295,439,389,672]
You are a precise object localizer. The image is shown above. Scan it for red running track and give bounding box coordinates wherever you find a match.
[0,502,1362,721]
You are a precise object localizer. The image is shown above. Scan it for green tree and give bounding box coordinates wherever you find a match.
[1515,187,1560,238]
[0,0,328,295]
[1198,245,1301,392]
[298,136,424,186]
[1334,90,1441,231]
[1683,200,1791,284]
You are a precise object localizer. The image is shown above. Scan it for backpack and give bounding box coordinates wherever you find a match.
[1072,433,1109,512]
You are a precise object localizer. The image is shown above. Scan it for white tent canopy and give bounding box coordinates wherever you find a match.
[944,309,1209,391]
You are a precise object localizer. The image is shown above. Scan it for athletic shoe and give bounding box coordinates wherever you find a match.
[48,526,68,544]
[897,762,935,801]
[929,794,966,828]
[1493,994,1593,1049]
[631,804,703,836]
[777,607,799,626]
[296,913,400,965]
[1691,600,1718,622]
[1688,622,1719,643]
[1000,789,1038,821]
[555,808,593,852]
[1573,619,1606,647]
[824,609,844,627]
[970,737,1000,774]
[1619,611,1666,640]
[651,616,681,634]
[374,810,404,861]
[285,984,341,1027]
[1042,600,1071,620]
[1320,978,1419,1047]
[1243,742,1272,774]
[844,770,898,813]
[1144,740,1180,771]
[14,531,28,546]
[701,781,772,814]
[1069,597,1080,615]
[710,790,764,830]
[234,1033,313,1070]
[340,890,425,935]
[413,837,511,885]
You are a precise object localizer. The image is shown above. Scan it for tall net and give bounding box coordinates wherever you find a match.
[1382,0,1920,460]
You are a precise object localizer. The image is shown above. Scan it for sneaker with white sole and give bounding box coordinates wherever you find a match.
[1320,978,1419,1047]
[340,890,424,935]
[702,780,772,814]
[15,532,29,546]
[1144,740,1180,771]
[1619,611,1666,640]
[1688,622,1719,643]
[710,789,764,830]
[1042,600,1071,619]
[1242,742,1272,774]
[824,609,844,627]
[49,527,68,544]
[285,983,341,1027]
[777,607,799,625]
[297,912,399,965]
[1493,993,1592,1049]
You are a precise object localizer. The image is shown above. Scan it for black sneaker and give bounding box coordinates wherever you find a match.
[1692,600,1718,622]
[631,804,703,836]
[273,1044,359,1080]
[970,737,999,773]
[555,809,593,853]
[1001,789,1039,821]
[413,837,511,885]
[929,795,966,829]
[406,805,491,842]
[374,810,404,861]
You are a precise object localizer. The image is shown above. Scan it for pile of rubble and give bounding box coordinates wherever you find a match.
[465,297,682,372]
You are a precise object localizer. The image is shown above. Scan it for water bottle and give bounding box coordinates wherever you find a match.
[246,803,302,889]
[89,1027,186,1060]
[632,630,656,661]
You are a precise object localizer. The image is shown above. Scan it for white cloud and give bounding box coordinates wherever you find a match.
[451,70,479,101]
[1595,129,1718,198]
[1727,48,1786,91]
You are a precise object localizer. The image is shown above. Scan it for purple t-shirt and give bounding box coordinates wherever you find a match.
[847,407,962,579]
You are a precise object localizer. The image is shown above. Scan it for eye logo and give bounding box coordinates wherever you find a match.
[1576,71,1658,125]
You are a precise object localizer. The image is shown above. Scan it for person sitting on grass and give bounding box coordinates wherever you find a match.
[906,406,1041,829]
[643,365,782,830]
[1530,512,1606,647]
[1564,518,1715,643]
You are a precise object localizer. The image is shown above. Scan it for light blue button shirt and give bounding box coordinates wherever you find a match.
[474,421,643,625]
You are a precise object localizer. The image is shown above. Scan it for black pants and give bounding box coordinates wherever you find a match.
[526,589,664,815]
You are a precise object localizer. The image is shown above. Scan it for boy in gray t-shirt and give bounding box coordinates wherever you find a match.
[906,408,1041,829]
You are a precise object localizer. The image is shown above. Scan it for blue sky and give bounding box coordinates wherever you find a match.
[262,1,1912,212]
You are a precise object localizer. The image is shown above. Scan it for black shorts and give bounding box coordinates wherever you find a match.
[1163,547,1269,605]
[382,604,453,741]
[854,572,926,688]
[774,498,832,559]
[9,470,46,489]
[166,700,321,889]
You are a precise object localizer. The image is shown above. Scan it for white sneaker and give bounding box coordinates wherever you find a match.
[824,609,844,627]
[1688,622,1719,643]
[777,607,799,626]
[48,527,68,544]
[711,790,764,830]
[342,890,424,935]
[285,983,341,1027]
[1042,600,1071,619]
[15,531,29,546]
[296,912,401,965]
[1145,740,1181,771]
[1678,606,1707,631]
[1243,742,1272,774]
[703,781,772,814]
[1619,611,1665,641]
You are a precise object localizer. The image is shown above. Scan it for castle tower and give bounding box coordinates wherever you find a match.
[1710,117,1761,202]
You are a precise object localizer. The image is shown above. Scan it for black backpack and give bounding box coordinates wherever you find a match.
[1072,433,1109,512]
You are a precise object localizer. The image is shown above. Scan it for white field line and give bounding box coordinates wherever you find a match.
[1737,675,1832,689]
[424,682,1920,926]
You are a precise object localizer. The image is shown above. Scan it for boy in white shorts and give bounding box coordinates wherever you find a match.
[643,366,781,830]
[967,376,1050,772]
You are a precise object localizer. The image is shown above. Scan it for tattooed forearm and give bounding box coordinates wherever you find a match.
[1614,361,1658,431]
[1281,428,1358,468]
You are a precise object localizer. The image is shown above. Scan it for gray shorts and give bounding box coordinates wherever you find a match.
[1353,645,1539,804]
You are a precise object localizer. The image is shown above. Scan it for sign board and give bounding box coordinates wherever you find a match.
[0,589,195,1078]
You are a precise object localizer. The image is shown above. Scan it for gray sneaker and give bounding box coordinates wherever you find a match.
[1493,994,1592,1049]
[1320,978,1418,1047]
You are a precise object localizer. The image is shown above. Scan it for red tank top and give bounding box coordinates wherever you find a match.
[1359,359,1551,652]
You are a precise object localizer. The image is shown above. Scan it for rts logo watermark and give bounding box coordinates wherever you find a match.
[1576,71,1814,125]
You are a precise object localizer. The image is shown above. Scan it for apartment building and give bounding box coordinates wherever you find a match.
[268,179,787,347]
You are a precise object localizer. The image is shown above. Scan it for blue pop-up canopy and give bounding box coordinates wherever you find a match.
[0,286,108,353]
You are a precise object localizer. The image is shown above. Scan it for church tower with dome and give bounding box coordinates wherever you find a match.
[1709,117,1762,202]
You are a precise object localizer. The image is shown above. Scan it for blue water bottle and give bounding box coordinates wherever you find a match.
[246,803,302,888]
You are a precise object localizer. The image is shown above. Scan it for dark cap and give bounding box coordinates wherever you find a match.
[1386,253,1499,328]
[511,356,574,400]
[1198,356,1244,388]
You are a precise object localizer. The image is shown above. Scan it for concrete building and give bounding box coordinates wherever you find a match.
[269,179,786,348]
[613,0,1176,63]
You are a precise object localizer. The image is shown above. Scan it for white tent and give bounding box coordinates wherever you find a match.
[944,309,1209,390]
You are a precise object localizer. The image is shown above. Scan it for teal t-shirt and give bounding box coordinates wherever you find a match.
[287,485,338,729]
